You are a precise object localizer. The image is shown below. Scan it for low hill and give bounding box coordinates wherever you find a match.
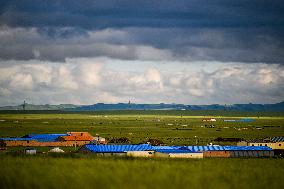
[0,101,283,112]
[0,104,79,110]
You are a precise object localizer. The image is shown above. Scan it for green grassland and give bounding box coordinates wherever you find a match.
[0,111,283,145]
[0,156,283,189]
[0,111,284,189]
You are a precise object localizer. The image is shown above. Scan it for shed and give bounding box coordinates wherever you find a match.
[48,147,65,153]
[80,144,153,156]
[25,148,36,155]
[237,137,284,150]
[202,118,216,122]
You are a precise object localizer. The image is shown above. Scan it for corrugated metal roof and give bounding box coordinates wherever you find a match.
[246,139,270,143]
[152,146,181,150]
[84,144,153,153]
[271,137,284,142]
[82,144,272,153]
[185,145,272,151]
[246,137,284,143]
[154,145,272,151]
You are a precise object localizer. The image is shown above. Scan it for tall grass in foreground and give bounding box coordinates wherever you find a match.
[0,156,283,189]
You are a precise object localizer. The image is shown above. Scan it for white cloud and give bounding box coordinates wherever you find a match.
[0,58,283,106]
[56,65,78,90]
[73,61,102,87]
[9,73,33,90]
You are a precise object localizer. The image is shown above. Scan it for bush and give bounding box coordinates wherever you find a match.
[147,138,164,145]
[109,137,131,144]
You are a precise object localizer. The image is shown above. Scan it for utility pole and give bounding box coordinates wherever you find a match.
[74,138,77,151]
[23,101,26,111]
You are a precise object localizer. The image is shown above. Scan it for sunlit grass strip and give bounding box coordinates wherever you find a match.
[0,156,283,189]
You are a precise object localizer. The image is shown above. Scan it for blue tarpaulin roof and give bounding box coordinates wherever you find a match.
[185,145,272,151]
[0,133,68,142]
[83,144,272,154]
[224,118,255,122]
[24,134,68,142]
[153,145,272,152]
[0,137,35,141]
[84,144,154,153]
[152,146,181,150]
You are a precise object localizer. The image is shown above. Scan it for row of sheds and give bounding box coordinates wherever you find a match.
[0,132,106,147]
[80,144,274,158]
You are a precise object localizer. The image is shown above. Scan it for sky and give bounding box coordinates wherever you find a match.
[0,0,283,106]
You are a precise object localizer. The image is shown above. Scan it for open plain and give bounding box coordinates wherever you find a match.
[0,111,284,189]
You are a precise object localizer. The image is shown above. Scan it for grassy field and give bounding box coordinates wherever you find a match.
[0,111,283,145]
[0,111,283,189]
[0,155,283,189]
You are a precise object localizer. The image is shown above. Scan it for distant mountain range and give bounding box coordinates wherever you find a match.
[0,101,284,112]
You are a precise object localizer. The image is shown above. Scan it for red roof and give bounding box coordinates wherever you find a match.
[58,132,94,141]
[59,135,94,141]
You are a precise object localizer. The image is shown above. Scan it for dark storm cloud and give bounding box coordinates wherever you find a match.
[1,0,283,29]
[0,26,283,63]
[0,0,283,63]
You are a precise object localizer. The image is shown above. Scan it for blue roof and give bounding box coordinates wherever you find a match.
[224,119,254,122]
[0,137,35,141]
[1,133,68,142]
[25,134,68,138]
[84,144,154,153]
[152,145,272,152]
[82,144,272,153]
[24,134,68,142]
[185,145,272,151]
[152,146,181,150]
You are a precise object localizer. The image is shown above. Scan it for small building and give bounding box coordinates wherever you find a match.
[202,118,216,122]
[25,148,36,155]
[92,136,107,144]
[58,132,106,145]
[237,137,284,150]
